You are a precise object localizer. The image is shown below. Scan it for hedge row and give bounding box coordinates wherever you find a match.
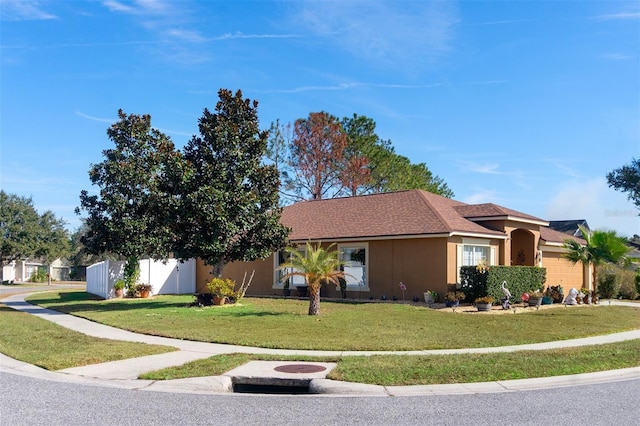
[460,265,547,302]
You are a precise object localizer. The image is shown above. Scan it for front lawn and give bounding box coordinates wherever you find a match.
[26,291,640,351]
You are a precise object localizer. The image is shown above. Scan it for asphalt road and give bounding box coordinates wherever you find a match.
[1,372,638,426]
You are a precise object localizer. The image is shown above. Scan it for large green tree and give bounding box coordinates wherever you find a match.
[175,89,289,276]
[607,158,640,213]
[0,191,70,280]
[563,225,632,293]
[76,110,176,290]
[277,242,345,315]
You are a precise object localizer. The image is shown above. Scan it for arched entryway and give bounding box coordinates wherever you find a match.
[511,229,536,266]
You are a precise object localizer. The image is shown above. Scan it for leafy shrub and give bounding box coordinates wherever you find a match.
[598,272,620,299]
[207,277,237,298]
[617,269,638,300]
[459,266,488,302]
[28,269,48,283]
[636,271,640,298]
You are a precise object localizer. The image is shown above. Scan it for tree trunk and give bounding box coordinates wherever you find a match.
[308,282,321,315]
[212,259,226,278]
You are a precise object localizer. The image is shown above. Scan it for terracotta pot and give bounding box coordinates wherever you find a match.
[139,290,150,299]
[213,295,226,305]
[114,289,124,298]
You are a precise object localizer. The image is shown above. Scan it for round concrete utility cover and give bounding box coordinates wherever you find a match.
[274,364,327,374]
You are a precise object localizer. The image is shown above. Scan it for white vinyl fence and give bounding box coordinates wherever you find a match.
[86,260,125,299]
[139,259,195,295]
[87,259,195,299]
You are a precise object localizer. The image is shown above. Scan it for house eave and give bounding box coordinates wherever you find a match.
[289,231,507,244]
[467,215,549,227]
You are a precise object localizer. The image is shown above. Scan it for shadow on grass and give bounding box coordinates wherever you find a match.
[27,291,289,318]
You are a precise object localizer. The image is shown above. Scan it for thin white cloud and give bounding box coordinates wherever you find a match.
[102,0,169,15]
[289,1,459,71]
[75,111,191,137]
[602,53,634,60]
[214,32,303,41]
[1,0,57,21]
[75,111,114,124]
[269,81,444,94]
[590,12,640,21]
[458,161,503,175]
[164,28,207,43]
[102,0,135,13]
[547,159,583,179]
[464,189,498,205]
[472,19,532,26]
[467,80,508,85]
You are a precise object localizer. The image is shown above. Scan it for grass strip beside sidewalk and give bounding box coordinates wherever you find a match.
[0,305,176,371]
[139,340,640,385]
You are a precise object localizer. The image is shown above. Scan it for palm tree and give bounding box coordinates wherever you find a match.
[277,242,345,315]
[563,225,632,293]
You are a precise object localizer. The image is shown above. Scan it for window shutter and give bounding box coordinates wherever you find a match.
[490,247,496,265]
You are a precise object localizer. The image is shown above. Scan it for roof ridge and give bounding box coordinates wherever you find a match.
[415,190,461,233]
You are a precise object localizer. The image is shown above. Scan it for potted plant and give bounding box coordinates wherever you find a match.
[445,291,465,307]
[474,296,494,312]
[581,288,593,304]
[527,290,544,307]
[207,277,236,305]
[423,290,438,304]
[113,280,125,298]
[135,283,153,298]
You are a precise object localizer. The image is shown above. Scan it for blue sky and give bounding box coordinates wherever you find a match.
[1,0,638,237]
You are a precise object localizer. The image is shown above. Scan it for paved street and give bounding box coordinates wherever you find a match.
[2,371,639,426]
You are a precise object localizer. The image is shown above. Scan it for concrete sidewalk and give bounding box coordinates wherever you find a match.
[1,292,639,396]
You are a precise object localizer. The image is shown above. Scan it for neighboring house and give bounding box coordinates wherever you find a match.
[197,190,591,299]
[2,258,71,283]
[548,219,590,238]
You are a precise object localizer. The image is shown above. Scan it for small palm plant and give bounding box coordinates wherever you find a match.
[277,242,345,316]
[563,225,631,294]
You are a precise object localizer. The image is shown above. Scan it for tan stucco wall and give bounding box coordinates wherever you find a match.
[476,220,541,266]
[367,238,448,300]
[542,251,590,291]
[196,238,452,300]
[196,256,275,295]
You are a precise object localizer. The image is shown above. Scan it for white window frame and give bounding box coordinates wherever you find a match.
[338,243,369,291]
[456,239,496,284]
[273,247,307,289]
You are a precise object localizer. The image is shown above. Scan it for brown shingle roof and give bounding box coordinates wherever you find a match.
[281,190,505,241]
[453,203,547,224]
[540,226,586,245]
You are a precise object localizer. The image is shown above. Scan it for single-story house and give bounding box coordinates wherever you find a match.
[196,190,591,299]
[2,258,71,283]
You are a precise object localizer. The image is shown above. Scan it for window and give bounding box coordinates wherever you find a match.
[463,245,489,266]
[456,240,496,283]
[338,243,368,290]
[273,248,306,288]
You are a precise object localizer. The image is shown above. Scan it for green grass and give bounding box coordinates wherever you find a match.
[140,340,640,385]
[0,305,176,370]
[27,290,640,351]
